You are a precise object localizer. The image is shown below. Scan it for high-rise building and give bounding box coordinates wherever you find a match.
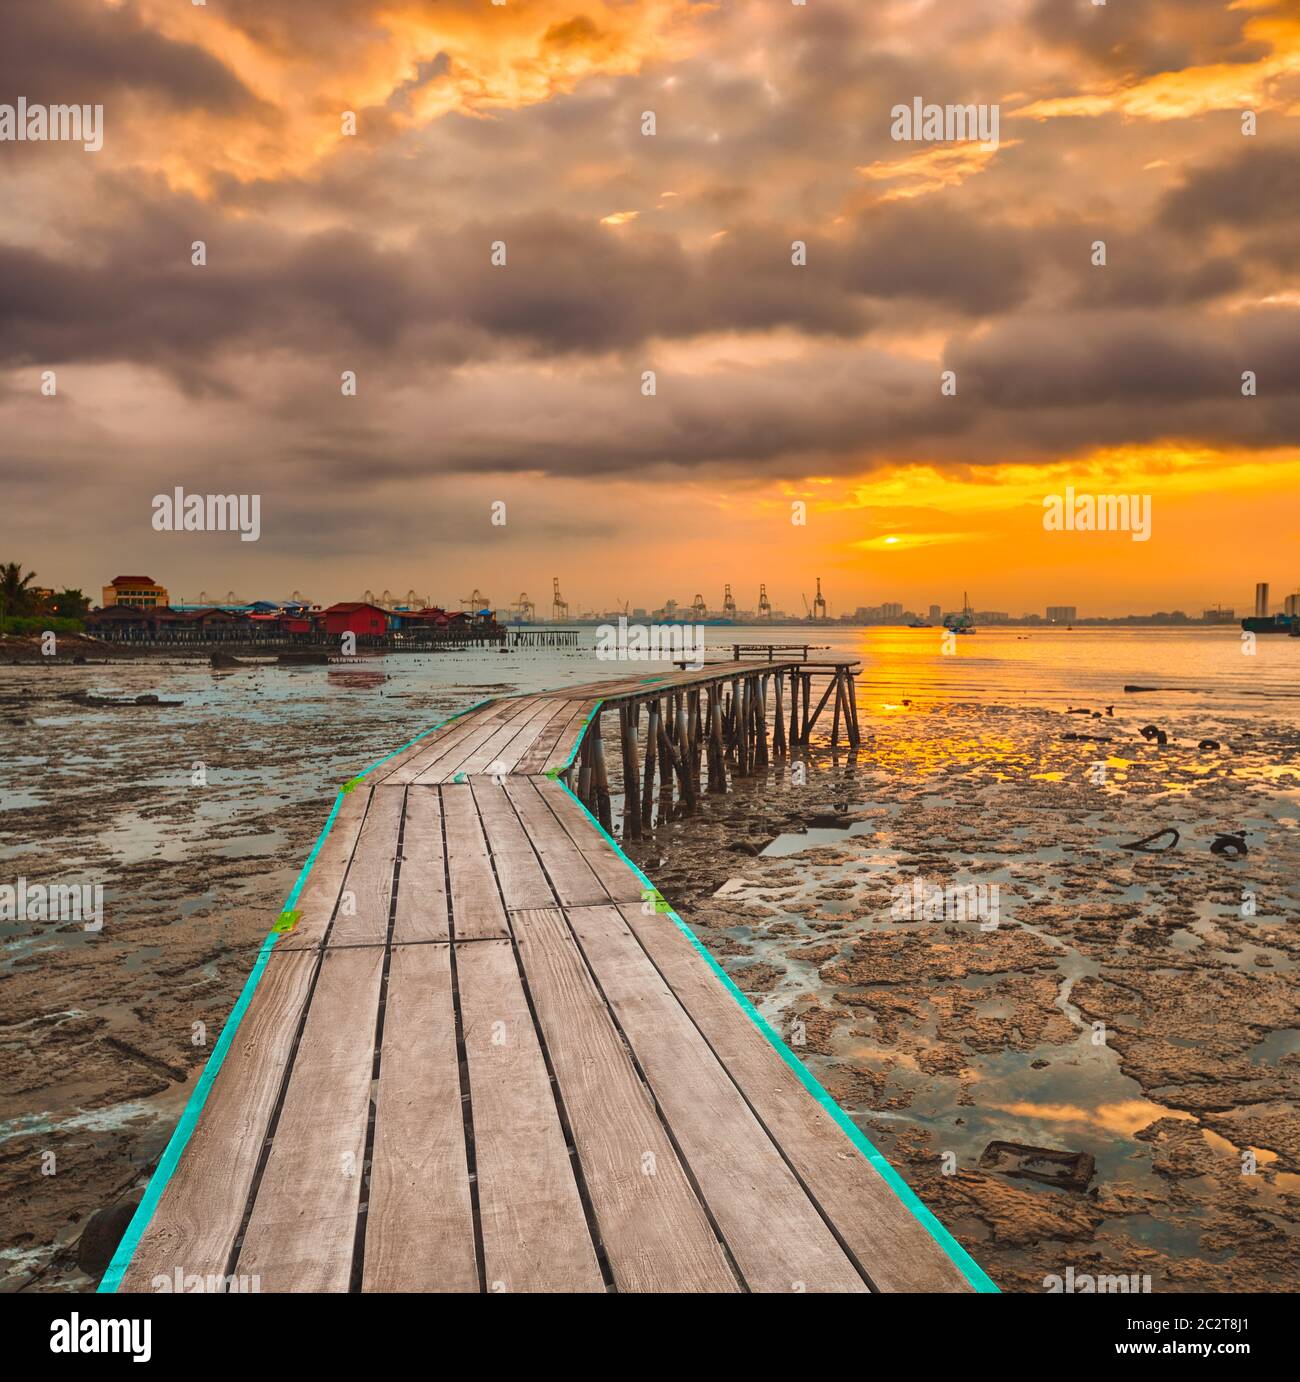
[1256,582,1270,617]
[1202,607,1235,623]
[882,601,903,620]
[928,604,941,624]
[1285,595,1300,619]
[1046,605,1077,623]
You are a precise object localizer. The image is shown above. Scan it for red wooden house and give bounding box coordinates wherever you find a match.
[321,602,389,637]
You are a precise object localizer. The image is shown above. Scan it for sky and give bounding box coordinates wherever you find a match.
[1,0,1298,616]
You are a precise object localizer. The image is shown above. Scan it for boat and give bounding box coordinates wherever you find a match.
[944,591,977,634]
[1241,614,1294,635]
[908,620,932,628]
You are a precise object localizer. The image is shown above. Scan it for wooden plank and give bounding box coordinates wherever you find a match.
[567,905,867,1292]
[616,903,973,1292]
[328,786,402,946]
[412,698,543,785]
[517,699,595,774]
[236,946,384,1291]
[501,778,610,907]
[441,783,509,939]
[538,700,599,776]
[393,786,447,943]
[273,787,371,951]
[469,778,555,911]
[118,950,317,1291]
[511,906,739,1292]
[532,776,646,904]
[458,697,570,777]
[380,698,525,786]
[458,938,604,1292]
[363,943,477,1292]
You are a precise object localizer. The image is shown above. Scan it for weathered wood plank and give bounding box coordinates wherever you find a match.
[468,778,555,911]
[329,786,402,946]
[616,903,973,1292]
[518,699,596,774]
[412,698,543,785]
[380,698,525,785]
[532,776,646,904]
[392,786,448,943]
[236,946,383,1291]
[567,905,868,1292]
[441,783,509,939]
[458,938,605,1292]
[511,906,739,1292]
[363,943,476,1292]
[118,950,317,1291]
[501,778,610,907]
[273,787,371,951]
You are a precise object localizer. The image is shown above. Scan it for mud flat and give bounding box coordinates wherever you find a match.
[0,660,498,1290]
[621,697,1300,1293]
[4,661,1298,1292]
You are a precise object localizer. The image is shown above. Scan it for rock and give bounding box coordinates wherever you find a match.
[75,1200,140,1282]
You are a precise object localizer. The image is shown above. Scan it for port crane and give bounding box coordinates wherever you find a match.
[511,592,536,622]
[551,577,568,621]
[758,583,772,620]
[813,577,827,620]
[691,593,708,618]
[722,584,737,619]
[460,588,489,613]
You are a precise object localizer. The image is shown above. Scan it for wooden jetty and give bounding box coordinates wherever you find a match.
[105,657,992,1294]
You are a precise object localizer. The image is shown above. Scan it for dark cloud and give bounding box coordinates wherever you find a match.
[0,0,255,111]
[1028,0,1272,78]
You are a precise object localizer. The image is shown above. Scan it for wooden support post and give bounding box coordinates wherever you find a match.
[831,670,843,748]
[756,675,769,767]
[709,685,728,793]
[847,671,862,746]
[801,673,812,743]
[675,696,697,812]
[773,671,786,756]
[642,698,659,828]
[592,713,613,833]
[620,704,641,840]
[788,667,799,744]
[737,677,750,776]
[802,675,837,746]
[577,721,594,804]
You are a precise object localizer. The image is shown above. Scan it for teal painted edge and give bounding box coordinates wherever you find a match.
[546,698,603,778]
[98,698,492,1293]
[553,774,999,1294]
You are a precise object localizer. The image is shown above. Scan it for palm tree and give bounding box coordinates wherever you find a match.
[0,562,38,627]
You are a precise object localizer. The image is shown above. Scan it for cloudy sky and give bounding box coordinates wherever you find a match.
[2,0,1298,615]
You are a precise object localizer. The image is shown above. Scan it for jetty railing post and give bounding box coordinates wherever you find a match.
[641,698,659,829]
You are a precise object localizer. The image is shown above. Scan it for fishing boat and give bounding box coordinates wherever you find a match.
[944,591,977,634]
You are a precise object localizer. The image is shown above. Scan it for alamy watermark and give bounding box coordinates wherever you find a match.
[891,876,1000,929]
[1043,1265,1152,1294]
[596,615,705,670]
[890,97,999,151]
[1042,486,1151,542]
[1,100,103,153]
[152,488,261,542]
[1,877,103,931]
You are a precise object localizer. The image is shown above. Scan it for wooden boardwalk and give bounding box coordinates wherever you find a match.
[108,660,990,1293]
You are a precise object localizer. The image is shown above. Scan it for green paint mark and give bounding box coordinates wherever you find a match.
[272,910,300,933]
[640,887,671,914]
[341,775,364,794]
